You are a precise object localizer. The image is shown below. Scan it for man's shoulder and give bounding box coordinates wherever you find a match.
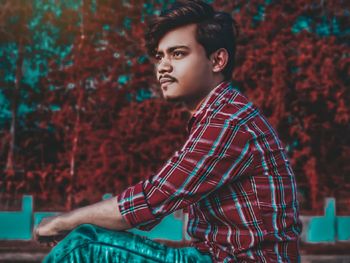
[207,90,261,126]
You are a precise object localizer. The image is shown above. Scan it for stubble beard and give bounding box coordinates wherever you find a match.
[162,86,210,112]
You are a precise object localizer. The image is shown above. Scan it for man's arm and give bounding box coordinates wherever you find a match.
[34,196,132,241]
[117,103,257,230]
[59,196,132,230]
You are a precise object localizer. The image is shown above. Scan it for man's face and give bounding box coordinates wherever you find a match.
[154,23,214,103]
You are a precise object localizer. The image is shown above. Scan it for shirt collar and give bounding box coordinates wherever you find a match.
[186,80,233,133]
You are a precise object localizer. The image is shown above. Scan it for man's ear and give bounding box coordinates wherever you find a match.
[210,48,229,74]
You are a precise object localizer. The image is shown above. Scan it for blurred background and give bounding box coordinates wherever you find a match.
[0,0,349,262]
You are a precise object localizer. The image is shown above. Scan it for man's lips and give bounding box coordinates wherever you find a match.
[160,77,175,84]
[160,79,175,87]
[161,80,174,85]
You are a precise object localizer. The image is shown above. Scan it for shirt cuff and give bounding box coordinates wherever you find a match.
[116,180,160,231]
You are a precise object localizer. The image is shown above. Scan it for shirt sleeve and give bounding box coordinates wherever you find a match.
[116,108,255,231]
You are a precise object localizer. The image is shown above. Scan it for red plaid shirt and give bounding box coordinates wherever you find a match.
[116,80,302,262]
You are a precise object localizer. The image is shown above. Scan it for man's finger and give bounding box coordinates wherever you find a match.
[32,227,38,241]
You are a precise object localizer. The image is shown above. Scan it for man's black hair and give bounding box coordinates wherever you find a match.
[144,0,240,81]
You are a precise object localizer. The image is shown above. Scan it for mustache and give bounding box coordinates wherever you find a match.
[159,75,176,81]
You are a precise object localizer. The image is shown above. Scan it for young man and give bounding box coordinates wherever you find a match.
[34,0,302,262]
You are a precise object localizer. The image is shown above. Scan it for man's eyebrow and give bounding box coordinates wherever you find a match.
[155,45,190,55]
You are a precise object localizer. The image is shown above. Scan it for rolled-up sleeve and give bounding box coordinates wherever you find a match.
[116,111,254,231]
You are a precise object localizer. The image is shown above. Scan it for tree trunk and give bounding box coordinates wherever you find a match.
[5,40,24,176]
[66,0,86,210]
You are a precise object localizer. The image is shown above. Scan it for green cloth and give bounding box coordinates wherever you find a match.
[43,224,213,262]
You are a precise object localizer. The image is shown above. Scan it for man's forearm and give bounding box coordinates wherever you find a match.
[59,196,132,231]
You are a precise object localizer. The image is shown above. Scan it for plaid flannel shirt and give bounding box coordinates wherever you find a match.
[116,80,302,262]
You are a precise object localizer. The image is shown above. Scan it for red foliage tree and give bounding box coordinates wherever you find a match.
[1,0,349,214]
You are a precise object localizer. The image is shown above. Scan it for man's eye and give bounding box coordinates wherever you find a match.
[173,51,184,57]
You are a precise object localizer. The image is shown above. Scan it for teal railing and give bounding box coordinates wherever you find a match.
[0,195,349,243]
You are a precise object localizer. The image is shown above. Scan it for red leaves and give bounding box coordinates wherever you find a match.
[232,2,350,211]
[1,0,349,213]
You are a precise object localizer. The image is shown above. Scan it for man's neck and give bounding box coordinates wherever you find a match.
[186,96,207,117]
[183,79,226,117]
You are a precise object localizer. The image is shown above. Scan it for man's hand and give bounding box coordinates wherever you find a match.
[32,196,132,248]
[33,214,70,247]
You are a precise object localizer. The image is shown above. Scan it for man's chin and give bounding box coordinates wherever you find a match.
[162,93,184,103]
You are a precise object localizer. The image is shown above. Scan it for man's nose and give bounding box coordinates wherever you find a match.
[157,58,173,73]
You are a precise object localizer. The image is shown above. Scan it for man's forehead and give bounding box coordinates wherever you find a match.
[156,24,197,53]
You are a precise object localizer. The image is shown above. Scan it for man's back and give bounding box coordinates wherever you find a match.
[185,80,302,262]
